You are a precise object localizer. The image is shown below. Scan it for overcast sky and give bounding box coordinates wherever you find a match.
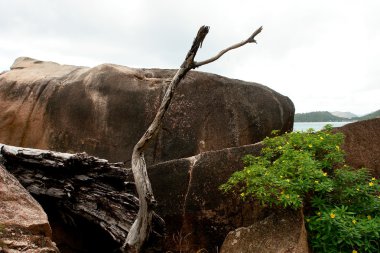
[1,0,379,115]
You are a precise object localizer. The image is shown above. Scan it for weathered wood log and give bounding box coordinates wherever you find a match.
[0,143,164,250]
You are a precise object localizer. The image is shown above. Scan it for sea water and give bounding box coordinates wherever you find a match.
[293,122,352,132]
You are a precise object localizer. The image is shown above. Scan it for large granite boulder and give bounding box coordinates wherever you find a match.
[0,163,59,253]
[334,118,380,177]
[0,57,294,164]
[140,142,270,252]
[220,209,310,253]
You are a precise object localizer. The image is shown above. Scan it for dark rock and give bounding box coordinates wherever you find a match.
[334,118,380,177]
[0,163,59,252]
[0,57,294,164]
[220,209,310,253]
[140,142,271,252]
[1,141,266,252]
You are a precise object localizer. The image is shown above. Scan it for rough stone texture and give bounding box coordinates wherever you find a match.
[220,209,310,253]
[1,141,267,253]
[0,57,294,164]
[334,118,380,177]
[0,163,59,253]
[139,142,271,252]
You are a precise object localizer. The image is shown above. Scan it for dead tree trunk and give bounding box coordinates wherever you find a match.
[123,25,263,252]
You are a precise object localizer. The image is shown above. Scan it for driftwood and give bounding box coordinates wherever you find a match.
[0,143,164,250]
[125,25,263,252]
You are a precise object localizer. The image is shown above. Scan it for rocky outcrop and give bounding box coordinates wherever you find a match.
[0,163,59,253]
[334,118,380,177]
[0,57,294,164]
[220,209,310,253]
[134,142,269,252]
[1,141,267,252]
[0,57,296,252]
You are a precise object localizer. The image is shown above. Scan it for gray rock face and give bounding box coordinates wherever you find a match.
[0,163,59,253]
[0,57,294,164]
[220,209,310,253]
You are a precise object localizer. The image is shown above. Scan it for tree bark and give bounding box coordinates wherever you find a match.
[123,25,263,252]
[0,143,164,248]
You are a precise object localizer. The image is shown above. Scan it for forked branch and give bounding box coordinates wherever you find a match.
[123,25,262,253]
[194,26,263,68]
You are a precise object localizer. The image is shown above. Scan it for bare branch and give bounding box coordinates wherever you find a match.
[193,26,263,68]
[181,25,209,68]
[132,26,210,155]
[123,25,212,253]
[123,25,263,252]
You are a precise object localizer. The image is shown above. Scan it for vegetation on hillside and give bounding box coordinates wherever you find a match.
[295,111,350,122]
[295,110,380,122]
[221,126,380,252]
[352,109,380,121]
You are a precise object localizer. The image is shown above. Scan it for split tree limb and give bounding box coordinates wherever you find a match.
[123,25,263,252]
[194,26,263,68]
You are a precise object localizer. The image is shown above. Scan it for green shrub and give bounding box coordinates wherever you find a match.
[307,167,380,253]
[220,126,380,252]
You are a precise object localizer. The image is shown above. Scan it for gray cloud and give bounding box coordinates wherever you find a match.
[1,0,379,115]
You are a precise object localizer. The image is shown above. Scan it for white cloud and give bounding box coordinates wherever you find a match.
[0,0,379,115]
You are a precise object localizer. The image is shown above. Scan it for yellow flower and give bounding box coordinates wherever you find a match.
[308,144,313,148]
[315,180,319,184]
[330,213,336,219]
[367,215,372,220]
[285,194,290,199]
[336,145,340,150]
[352,219,357,224]
[352,250,358,253]
[369,182,374,187]
[372,177,376,181]
[317,212,321,216]
[323,172,328,177]
[356,188,360,191]
[278,146,282,150]
[286,179,290,182]
[280,191,284,195]
[320,137,324,140]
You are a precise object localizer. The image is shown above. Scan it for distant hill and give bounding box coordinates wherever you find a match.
[353,109,380,121]
[295,110,380,122]
[295,111,349,122]
[331,111,357,119]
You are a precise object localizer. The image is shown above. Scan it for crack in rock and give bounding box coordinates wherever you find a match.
[182,154,201,219]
